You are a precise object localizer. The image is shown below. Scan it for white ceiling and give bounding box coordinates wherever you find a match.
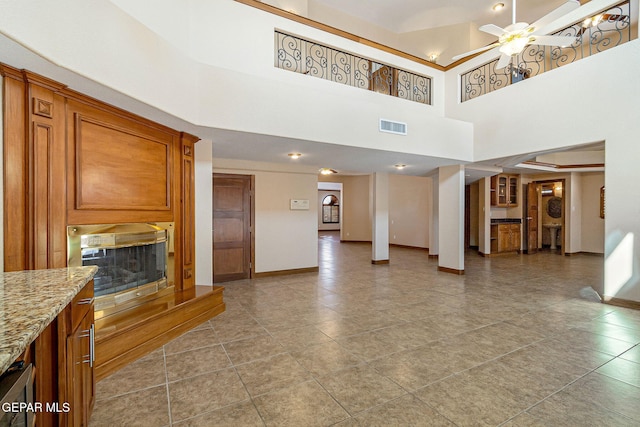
[311,0,573,34]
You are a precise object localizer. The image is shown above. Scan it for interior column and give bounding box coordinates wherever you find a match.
[371,172,389,264]
[438,165,465,274]
[429,173,439,259]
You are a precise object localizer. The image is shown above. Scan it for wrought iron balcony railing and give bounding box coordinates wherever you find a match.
[275,31,432,105]
[461,1,632,102]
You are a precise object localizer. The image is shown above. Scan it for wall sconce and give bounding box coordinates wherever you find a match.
[493,3,505,12]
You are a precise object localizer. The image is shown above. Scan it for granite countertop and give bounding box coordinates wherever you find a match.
[490,218,522,224]
[0,266,97,374]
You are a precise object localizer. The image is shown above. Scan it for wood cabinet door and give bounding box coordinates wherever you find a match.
[213,174,252,282]
[511,224,522,251]
[526,183,538,254]
[67,310,93,427]
[497,225,511,252]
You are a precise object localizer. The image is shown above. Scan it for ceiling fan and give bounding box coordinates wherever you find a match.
[452,0,581,69]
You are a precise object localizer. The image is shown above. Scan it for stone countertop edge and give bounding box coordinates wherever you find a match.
[0,266,98,374]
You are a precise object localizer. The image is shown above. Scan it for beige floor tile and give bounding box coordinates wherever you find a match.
[172,401,264,426]
[89,385,170,427]
[165,344,231,382]
[95,355,166,400]
[620,344,640,363]
[291,341,361,376]
[268,324,333,350]
[551,329,636,357]
[163,328,220,355]
[235,353,311,397]
[526,390,636,426]
[316,364,405,414]
[596,357,640,387]
[223,335,286,365]
[370,345,460,391]
[168,368,249,422]
[354,394,455,426]
[253,380,350,426]
[560,372,640,422]
[92,235,623,426]
[335,330,406,361]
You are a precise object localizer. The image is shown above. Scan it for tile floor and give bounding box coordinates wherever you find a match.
[90,232,640,426]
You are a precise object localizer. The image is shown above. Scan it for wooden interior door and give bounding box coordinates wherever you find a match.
[526,183,538,254]
[213,174,252,283]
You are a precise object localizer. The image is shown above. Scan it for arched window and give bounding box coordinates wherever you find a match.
[322,194,339,223]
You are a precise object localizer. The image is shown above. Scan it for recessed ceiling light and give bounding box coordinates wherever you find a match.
[493,2,505,11]
[319,168,338,175]
[394,164,407,170]
[288,153,302,159]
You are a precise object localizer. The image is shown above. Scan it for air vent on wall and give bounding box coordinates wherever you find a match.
[379,119,407,135]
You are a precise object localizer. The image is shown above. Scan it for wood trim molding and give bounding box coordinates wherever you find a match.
[234,0,447,71]
[603,297,640,310]
[254,266,319,278]
[390,244,428,251]
[371,259,390,265]
[521,161,605,170]
[564,251,604,257]
[438,266,465,275]
[428,254,438,259]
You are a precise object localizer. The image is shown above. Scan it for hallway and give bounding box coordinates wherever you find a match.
[90,233,640,426]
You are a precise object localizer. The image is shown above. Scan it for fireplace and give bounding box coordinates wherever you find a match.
[68,223,174,313]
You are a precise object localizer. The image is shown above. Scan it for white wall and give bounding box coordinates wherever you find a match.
[438,165,464,271]
[0,0,473,163]
[581,172,605,254]
[212,159,318,273]
[389,174,430,248]
[194,139,213,285]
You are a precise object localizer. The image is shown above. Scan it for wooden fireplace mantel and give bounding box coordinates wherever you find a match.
[1,64,224,383]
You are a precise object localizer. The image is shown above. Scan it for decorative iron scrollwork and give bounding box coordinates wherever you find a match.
[461,1,631,102]
[274,30,432,105]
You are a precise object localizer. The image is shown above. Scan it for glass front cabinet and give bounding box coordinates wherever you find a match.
[491,174,519,207]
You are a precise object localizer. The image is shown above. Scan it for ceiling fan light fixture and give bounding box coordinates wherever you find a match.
[319,168,337,175]
[498,34,530,56]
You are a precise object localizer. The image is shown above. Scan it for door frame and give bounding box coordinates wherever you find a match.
[528,179,566,255]
[212,173,255,281]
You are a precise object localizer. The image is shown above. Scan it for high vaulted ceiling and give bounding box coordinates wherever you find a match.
[311,0,573,33]
[264,0,588,65]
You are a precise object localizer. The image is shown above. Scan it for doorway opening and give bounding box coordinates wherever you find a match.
[524,179,566,255]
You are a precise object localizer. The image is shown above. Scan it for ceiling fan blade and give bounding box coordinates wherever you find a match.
[479,24,506,37]
[529,1,580,34]
[495,53,512,70]
[451,43,500,61]
[529,35,577,47]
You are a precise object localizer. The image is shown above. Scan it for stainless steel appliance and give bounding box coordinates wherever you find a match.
[0,364,34,427]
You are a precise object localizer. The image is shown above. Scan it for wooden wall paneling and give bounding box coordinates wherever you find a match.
[1,67,28,271]
[66,99,176,225]
[180,133,199,290]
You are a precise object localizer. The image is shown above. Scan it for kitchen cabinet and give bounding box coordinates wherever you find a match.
[64,281,95,427]
[491,174,519,207]
[491,223,521,253]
